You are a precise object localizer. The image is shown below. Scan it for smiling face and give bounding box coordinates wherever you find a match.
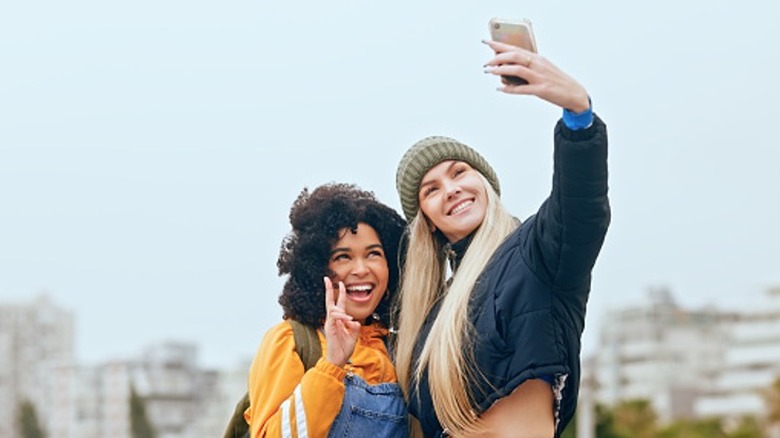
[418,160,488,243]
[327,222,389,324]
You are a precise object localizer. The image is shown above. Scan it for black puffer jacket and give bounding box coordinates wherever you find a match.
[408,115,610,437]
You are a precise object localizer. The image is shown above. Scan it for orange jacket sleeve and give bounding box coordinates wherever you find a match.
[244,322,347,438]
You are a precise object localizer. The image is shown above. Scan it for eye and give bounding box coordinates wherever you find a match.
[453,165,467,177]
[331,253,350,262]
[421,185,438,198]
[368,249,386,258]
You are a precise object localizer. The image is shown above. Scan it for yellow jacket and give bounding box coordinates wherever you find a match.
[244,320,397,438]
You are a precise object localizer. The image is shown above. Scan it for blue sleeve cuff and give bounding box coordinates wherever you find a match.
[562,98,593,131]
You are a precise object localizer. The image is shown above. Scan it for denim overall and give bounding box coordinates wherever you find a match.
[327,373,408,437]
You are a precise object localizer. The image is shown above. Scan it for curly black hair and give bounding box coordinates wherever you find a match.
[277,183,406,328]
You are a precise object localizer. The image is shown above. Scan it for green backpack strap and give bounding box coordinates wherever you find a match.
[222,320,322,438]
[288,319,322,371]
[223,393,251,438]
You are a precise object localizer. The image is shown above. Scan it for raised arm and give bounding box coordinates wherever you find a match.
[483,39,609,292]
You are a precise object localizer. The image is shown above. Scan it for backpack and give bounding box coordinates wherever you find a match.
[222,319,321,438]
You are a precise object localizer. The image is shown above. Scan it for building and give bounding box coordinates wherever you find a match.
[695,287,780,422]
[1,293,252,437]
[46,340,244,438]
[591,287,736,422]
[200,357,254,438]
[590,286,780,427]
[128,341,242,438]
[0,294,74,438]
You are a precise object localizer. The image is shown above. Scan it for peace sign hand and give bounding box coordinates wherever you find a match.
[323,277,361,367]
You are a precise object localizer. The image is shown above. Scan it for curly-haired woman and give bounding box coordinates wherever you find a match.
[244,183,408,438]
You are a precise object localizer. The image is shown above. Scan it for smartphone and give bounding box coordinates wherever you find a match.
[488,17,538,86]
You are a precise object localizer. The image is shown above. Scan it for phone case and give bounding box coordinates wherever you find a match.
[488,17,537,53]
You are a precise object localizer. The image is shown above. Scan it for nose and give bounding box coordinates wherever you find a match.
[444,179,461,199]
[351,258,369,276]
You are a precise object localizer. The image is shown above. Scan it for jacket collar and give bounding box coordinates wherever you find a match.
[444,231,476,275]
[442,217,521,275]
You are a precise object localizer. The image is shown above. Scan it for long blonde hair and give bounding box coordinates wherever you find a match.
[394,174,518,436]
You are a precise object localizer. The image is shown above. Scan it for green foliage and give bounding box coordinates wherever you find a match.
[17,400,46,438]
[764,375,780,426]
[611,399,658,438]
[568,399,767,438]
[592,402,631,438]
[561,402,636,438]
[728,416,764,438]
[561,403,633,438]
[130,385,157,438]
[657,417,728,438]
[560,413,576,438]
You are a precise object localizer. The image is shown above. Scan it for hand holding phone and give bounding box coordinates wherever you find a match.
[488,17,538,86]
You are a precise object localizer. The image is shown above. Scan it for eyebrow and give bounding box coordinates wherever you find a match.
[419,161,460,191]
[330,243,384,255]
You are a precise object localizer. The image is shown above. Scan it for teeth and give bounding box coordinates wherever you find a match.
[347,285,372,292]
[451,200,473,215]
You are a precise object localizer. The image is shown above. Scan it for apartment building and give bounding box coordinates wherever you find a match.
[591,287,735,422]
[695,287,780,420]
[590,286,780,424]
[0,294,74,438]
[0,293,250,438]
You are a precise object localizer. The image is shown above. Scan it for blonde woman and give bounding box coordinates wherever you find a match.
[392,40,610,438]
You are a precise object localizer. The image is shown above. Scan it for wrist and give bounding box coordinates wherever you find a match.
[316,357,348,380]
[562,97,593,130]
[325,353,347,368]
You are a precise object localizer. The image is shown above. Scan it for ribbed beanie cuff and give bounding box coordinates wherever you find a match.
[395,136,500,221]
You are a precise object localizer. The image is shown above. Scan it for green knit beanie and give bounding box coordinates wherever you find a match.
[395,136,500,221]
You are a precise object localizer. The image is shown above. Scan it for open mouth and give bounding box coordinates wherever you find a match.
[448,199,474,215]
[345,284,374,302]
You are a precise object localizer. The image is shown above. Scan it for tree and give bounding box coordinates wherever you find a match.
[17,399,46,438]
[565,399,767,438]
[657,417,728,438]
[764,375,780,431]
[611,399,658,438]
[561,402,636,438]
[727,416,765,438]
[592,403,631,438]
[130,385,157,438]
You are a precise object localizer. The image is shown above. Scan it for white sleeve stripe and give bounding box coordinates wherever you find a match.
[281,397,292,438]
[294,385,308,438]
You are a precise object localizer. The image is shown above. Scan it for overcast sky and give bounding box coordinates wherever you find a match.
[2,0,778,369]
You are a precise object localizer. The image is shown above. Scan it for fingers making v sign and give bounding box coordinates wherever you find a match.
[323,276,362,367]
